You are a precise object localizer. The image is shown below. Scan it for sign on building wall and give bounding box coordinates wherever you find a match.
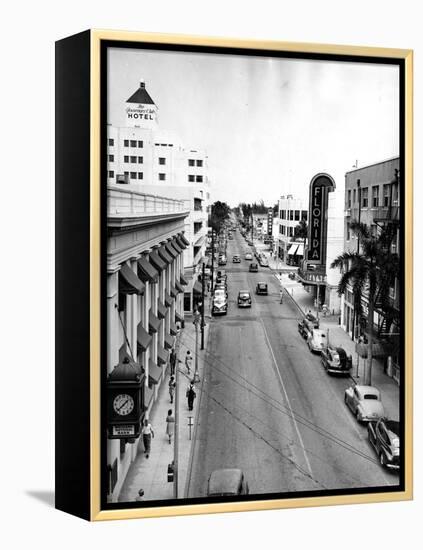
[267,208,273,236]
[126,105,157,126]
[307,173,335,265]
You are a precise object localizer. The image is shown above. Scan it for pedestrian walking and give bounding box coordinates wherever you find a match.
[170,349,176,376]
[168,375,176,404]
[165,409,175,444]
[141,419,154,458]
[186,383,196,411]
[185,350,192,375]
[135,489,144,502]
[279,288,284,304]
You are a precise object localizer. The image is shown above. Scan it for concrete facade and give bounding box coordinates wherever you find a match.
[276,195,308,264]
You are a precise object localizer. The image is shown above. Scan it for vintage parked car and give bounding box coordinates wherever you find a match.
[307,329,327,353]
[207,468,249,497]
[259,256,269,267]
[245,253,253,261]
[214,283,228,296]
[344,384,385,422]
[305,311,319,328]
[232,254,241,263]
[256,282,268,295]
[249,262,258,272]
[320,346,352,375]
[218,255,227,266]
[212,291,228,316]
[368,418,400,469]
[237,290,252,308]
[297,318,314,339]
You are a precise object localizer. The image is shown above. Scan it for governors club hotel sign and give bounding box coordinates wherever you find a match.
[307,173,335,266]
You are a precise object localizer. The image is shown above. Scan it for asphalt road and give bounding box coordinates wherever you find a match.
[187,230,399,498]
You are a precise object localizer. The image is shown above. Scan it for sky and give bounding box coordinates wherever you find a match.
[108,47,399,208]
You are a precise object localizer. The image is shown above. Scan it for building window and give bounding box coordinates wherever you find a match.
[188,159,195,166]
[130,140,137,147]
[138,140,143,148]
[159,157,166,165]
[294,210,300,221]
[362,187,368,208]
[124,139,129,147]
[281,210,286,220]
[130,156,137,163]
[159,173,166,181]
[289,227,293,237]
[197,160,203,167]
[138,172,143,180]
[108,138,114,146]
[301,210,308,220]
[372,186,379,208]
[196,175,203,183]
[347,189,352,208]
[138,156,143,164]
[130,172,137,179]
[188,175,195,182]
[108,170,114,178]
[289,211,294,221]
[353,189,356,204]
[346,222,351,241]
[108,154,114,162]
[383,184,390,207]
[124,155,129,163]
[124,171,129,176]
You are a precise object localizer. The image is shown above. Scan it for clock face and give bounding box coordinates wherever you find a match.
[113,394,135,416]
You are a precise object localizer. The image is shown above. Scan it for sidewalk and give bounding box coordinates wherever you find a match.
[276,275,400,421]
[118,316,209,503]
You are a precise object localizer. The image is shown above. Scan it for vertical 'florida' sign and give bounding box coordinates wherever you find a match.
[307,173,336,265]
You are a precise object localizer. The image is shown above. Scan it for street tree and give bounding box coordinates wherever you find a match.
[209,201,231,233]
[331,221,400,385]
[294,219,308,247]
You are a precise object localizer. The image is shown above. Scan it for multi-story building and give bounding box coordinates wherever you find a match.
[106,185,189,502]
[276,195,308,265]
[107,80,211,313]
[341,156,400,381]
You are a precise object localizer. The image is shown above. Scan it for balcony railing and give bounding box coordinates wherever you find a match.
[108,184,185,216]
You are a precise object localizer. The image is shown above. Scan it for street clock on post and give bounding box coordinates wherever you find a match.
[107,354,144,441]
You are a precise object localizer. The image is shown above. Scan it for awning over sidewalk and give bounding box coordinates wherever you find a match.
[170,285,178,298]
[356,341,397,358]
[137,323,152,353]
[179,233,190,247]
[179,274,188,286]
[164,291,173,307]
[287,244,298,256]
[119,264,145,295]
[148,359,162,385]
[176,236,187,250]
[149,250,166,272]
[143,385,154,411]
[164,334,175,350]
[157,300,167,320]
[175,280,184,294]
[137,256,159,283]
[170,322,178,336]
[165,242,178,259]
[157,343,169,365]
[296,244,304,256]
[175,311,183,324]
[171,239,182,254]
[158,245,173,264]
[148,310,161,334]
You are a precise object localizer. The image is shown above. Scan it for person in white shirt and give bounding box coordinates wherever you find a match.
[141,419,154,458]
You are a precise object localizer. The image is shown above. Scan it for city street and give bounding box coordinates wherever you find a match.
[187,229,399,497]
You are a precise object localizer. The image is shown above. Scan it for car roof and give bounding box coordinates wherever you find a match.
[208,468,243,494]
[355,385,381,396]
[257,282,267,285]
[239,290,250,294]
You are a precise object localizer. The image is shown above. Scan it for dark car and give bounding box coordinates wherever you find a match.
[218,256,227,266]
[298,318,314,339]
[288,272,296,280]
[256,282,268,295]
[237,290,252,308]
[368,418,400,469]
[249,262,258,272]
[320,346,352,375]
[207,468,249,497]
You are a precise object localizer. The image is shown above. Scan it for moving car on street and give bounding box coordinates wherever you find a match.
[237,290,252,308]
[256,282,268,295]
[320,346,352,375]
[207,468,249,497]
[307,329,327,353]
[249,262,258,272]
[259,256,269,267]
[344,384,385,423]
[232,254,241,263]
[212,290,228,316]
[245,253,253,261]
[368,418,400,469]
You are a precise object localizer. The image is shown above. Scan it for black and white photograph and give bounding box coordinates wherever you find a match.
[104,42,405,508]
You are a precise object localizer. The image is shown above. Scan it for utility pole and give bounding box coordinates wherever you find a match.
[211,231,215,293]
[193,309,201,383]
[201,262,205,350]
[173,329,181,498]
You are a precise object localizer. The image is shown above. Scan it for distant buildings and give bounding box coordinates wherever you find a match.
[276,195,308,265]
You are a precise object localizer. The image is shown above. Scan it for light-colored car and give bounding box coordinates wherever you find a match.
[307,329,327,353]
[259,256,269,267]
[207,468,249,497]
[344,385,385,422]
[245,253,253,261]
[212,290,228,316]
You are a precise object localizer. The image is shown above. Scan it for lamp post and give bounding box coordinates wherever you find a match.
[193,308,201,384]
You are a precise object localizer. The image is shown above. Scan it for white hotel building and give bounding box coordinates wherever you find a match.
[107,80,211,312]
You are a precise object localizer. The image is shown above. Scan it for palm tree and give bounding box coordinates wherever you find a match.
[331,221,399,385]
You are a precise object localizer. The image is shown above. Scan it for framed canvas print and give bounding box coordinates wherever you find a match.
[55,30,413,521]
